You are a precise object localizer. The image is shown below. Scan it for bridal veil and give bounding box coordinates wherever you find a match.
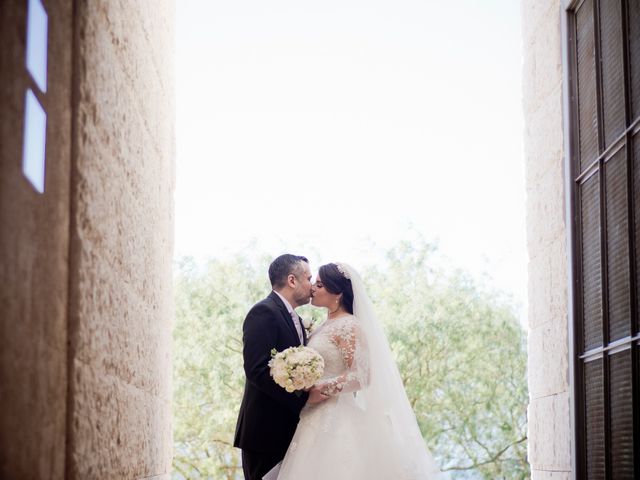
[334,262,442,478]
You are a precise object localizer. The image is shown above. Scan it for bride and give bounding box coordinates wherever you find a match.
[270,262,442,479]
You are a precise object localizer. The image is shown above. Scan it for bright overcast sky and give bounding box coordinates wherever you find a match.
[175,0,527,317]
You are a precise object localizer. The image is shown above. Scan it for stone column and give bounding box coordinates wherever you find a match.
[521,1,573,478]
[0,1,175,478]
[65,1,175,478]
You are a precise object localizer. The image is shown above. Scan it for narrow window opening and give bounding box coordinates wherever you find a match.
[22,0,48,194]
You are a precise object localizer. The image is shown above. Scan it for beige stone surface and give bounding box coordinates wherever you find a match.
[521,0,573,476]
[528,392,572,471]
[527,236,568,330]
[547,237,569,325]
[69,360,172,478]
[521,0,561,45]
[1,0,174,478]
[531,470,572,480]
[0,1,72,478]
[521,0,563,115]
[66,1,175,478]
[526,162,566,254]
[71,253,172,399]
[523,85,564,187]
[527,254,551,327]
[528,315,569,399]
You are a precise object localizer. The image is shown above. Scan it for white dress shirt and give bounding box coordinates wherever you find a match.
[273,290,304,344]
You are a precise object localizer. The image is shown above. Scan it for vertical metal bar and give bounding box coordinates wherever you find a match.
[634,342,639,480]
[562,1,582,476]
[568,3,590,476]
[594,1,609,348]
[625,9,640,480]
[594,0,606,154]
[621,0,632,128]
[600,160,612,480]
[593,1,612,477]
[620,0,635,338]
[620,0,640,476]
[621,1,639,476]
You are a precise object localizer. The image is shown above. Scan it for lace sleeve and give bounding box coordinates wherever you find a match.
[317,317,369,396]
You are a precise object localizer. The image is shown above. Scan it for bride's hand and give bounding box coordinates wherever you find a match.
[304,381,325,392]
[306,385,330,404]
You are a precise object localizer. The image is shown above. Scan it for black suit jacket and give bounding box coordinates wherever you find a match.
[234,291,309,457]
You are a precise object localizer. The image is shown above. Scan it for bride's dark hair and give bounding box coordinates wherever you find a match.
[318,263,354,314]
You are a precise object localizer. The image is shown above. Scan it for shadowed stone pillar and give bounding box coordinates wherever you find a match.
[66,1,175,478]
[0,1,175,478]
[0,0,72,477]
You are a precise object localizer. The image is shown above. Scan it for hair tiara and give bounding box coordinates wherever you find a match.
[335,263,351,279]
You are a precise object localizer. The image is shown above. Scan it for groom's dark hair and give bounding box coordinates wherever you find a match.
[269,254,309,289]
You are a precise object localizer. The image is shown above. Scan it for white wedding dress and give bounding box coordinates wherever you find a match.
[273,264,443,480]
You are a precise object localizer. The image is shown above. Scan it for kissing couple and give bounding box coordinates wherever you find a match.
[234,254,442,479]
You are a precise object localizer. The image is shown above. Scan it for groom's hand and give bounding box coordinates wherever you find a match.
[306,385,329,404]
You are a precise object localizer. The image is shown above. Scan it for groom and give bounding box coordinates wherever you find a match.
[234,254,328,480]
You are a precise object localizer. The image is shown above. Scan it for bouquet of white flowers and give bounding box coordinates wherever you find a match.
[269,346,325,393]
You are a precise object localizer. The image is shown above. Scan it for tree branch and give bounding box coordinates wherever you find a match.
[442,436,527,471]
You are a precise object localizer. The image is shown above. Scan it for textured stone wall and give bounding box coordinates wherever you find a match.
[521,1,572,479]
[66,1,175,478]
[0,1,72,478]
[1,1,174,478]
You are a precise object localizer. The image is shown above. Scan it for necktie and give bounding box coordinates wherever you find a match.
[290,310,304,344]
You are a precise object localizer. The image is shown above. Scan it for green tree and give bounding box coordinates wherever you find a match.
[172,242,528,479]
[172,254,268,479]
[364,240,528,479]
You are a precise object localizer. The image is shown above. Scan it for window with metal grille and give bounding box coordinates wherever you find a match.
[567,0,640,477]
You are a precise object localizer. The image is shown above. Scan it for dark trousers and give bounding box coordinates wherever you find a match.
[241,449,283,480]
